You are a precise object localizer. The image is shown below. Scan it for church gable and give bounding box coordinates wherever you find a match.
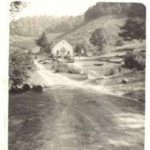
[52,40,74,57]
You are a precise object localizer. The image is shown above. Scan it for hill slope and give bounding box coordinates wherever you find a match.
[52,15,127,55]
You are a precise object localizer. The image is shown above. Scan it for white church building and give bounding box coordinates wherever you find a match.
[51,40,74,57]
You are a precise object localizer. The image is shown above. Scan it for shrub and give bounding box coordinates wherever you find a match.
[74,43,87,56]
[9,87,23,94]
[53,62,68,73]
[121,79,128,84]
[105,68,115,76]
[123,51,145,70]
[90,28,105,51]
[22,84,31,92]
[9,51,33,88]
[68,67,80,74]
[52,62,80,74]
[32,85,43,92]
[115,39,124,46]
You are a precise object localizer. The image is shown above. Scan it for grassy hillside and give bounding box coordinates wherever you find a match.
[52,15,127,55]
[9,33,63,53]
[10,36,37,52]
[10,15,145,56]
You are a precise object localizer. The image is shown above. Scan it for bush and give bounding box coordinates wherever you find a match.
[22,84,31,92]
[115,39,124,46]
[74,43,87,56]
[68,67,80,74]
[53,62,80,74]
[9,87,23,94]
[9,51,33,88]
[53,62,68,73]
[32,85,43,92]
[105,68,115,76]
[90,28,105,51]
[123,51,145,70]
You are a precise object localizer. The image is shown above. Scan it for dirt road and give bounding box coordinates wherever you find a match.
[9,61,144,150]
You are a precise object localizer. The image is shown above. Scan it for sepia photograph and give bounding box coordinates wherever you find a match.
[9,1,146,150]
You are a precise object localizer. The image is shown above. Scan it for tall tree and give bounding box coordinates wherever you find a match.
[35,32,52,53]
[90,28,105,51]
[128,3,146,18]
[36,32,48,48]
[119,3,146,40]
[74,43,87,56]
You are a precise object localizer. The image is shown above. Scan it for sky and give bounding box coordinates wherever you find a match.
[13,0,101,19]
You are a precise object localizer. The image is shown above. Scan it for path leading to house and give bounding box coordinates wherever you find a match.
[9,60,144,150]
[29,60,111,94]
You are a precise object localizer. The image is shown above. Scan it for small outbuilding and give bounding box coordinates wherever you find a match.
[52,40,73,57]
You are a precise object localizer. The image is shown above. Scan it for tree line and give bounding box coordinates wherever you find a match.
[84,3,131,21]
[10,16,83,36]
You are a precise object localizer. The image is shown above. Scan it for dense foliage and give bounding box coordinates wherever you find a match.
[119,3,145,40]
[129,3,146,18]
[10,16,83,36]
[119,18,145,40]
[90,28,105,51]
[35,32,52,53]
[9,51,34,87]
[84,3,131,21]
[52,61,81,74]
[123,51,145,70]
[74,43,87,56]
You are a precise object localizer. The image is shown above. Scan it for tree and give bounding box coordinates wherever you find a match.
[128,3,146,18]
[90,28,105,51]
[35,32,52,53]
[119,3,146,40]
[123,51,145,70]
[45,42,53,54]
[119,18,145,40]
[74,43,87,56]
[36,32,48,48]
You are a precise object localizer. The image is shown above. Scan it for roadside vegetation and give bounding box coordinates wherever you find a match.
[52,62,81,74]
[123,51,145,70]
[9,50,34,89]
